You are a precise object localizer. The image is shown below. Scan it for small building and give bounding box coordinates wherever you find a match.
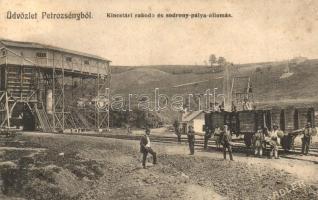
[181,110,205,133]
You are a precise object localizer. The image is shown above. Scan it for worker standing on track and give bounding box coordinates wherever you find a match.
[221,124,234,161]
[269,124,281,159]
[301,122,314,155]
[140,127,157,169]
[173,120,181,143]
[263,127,270,150]
[214,126,221,151]
[253,126,265,157]
[187,125,195,155]
[182,123,187,144]
[204,126,212,150]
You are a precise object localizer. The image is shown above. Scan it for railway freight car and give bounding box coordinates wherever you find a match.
[205,110,270,146]
[204,107,315,150]
[281,107,316,150]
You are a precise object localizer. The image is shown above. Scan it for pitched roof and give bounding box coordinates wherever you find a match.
[0,39,110,62]
[182,110,204,122]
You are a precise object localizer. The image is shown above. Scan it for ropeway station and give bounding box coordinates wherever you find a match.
[0,39,111,133]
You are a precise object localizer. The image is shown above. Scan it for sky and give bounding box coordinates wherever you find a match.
[0,0,317,66]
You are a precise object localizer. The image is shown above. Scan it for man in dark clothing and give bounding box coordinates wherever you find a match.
[187,125,195,155]
[140,128,157,169]
[221,125,233,161]
[301,122,314,155]
[244,132,253,156]
[176,128,181,143]
[204,126,212,150]
[214,126,222,150]
[173,120,181,143]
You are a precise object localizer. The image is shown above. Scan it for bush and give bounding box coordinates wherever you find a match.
[110,108,163,128]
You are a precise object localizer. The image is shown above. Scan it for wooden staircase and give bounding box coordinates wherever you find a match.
[34,106,52,132]
[72,110,91,129]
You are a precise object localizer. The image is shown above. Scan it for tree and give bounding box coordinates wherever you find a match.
[217,57,226,65]
[209,54,217,66]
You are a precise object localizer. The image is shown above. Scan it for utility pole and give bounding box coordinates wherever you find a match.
[222,63,232,111]
[213,88,218,111]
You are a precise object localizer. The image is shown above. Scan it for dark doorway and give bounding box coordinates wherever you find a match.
[22,104,35,131]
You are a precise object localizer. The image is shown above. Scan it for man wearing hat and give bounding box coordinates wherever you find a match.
[253,126,265,157]
[269,124,280,159]
[214,126,222,150]
[203,125,212,150]
[187,125,195,155]
[140,127,157,169]
[220,124,234,161]
[301,122,314,155]
[173,120,181,143]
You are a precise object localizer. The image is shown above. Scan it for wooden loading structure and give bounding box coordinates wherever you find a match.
[0,39,111,133]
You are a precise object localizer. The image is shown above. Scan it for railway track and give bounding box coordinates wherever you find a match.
[63,132,318,156]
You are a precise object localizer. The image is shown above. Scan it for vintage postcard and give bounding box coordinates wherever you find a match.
[0,0,317,199]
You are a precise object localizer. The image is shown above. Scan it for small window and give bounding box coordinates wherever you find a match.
[66,57,72,62]
[36,52,47,58]
[1,50,6,56]
[84,60,89,65]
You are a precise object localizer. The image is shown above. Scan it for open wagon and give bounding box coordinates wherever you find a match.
[204,107,315,151]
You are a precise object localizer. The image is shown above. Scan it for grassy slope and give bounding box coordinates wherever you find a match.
[111,59,318,122]
[112,60,318,102]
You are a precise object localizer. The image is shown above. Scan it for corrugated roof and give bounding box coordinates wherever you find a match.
[0,39,110,62]
[182,110,204,122]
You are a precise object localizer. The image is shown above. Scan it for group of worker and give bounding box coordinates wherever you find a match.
[139,121,315,168]
[187,121,315,160]
[252,122,315,158]
[139,123,234,169]
[252,124,282,159]
[173,120,232,159]
[204,122,315,159]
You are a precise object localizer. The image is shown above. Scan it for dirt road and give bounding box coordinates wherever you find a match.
[0,132,317,200]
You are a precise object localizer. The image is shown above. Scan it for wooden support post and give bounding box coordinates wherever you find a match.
[52,52,55,131]
[5,92,10,128]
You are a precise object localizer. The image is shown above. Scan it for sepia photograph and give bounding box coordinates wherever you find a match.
[0,0,317,199]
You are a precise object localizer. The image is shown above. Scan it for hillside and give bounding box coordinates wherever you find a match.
[111,68,171,91]
[111,59,318,115]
